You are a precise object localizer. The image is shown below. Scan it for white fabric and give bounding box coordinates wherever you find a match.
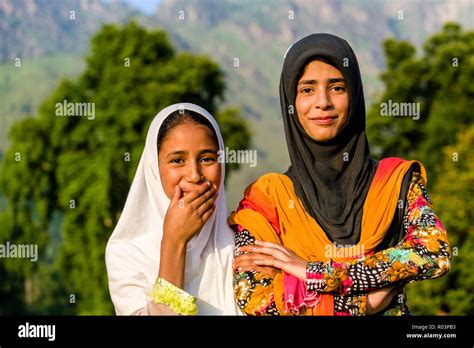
[106,103,240,315]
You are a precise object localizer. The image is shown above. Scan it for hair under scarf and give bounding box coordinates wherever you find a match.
[280,33,379,245]
[106,103,240,315]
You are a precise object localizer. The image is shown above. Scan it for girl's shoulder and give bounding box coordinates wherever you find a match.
[247,172,292,191]
[237,173,292,216]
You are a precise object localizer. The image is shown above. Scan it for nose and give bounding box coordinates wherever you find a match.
[186,160,203,184]
[314,89,332,110]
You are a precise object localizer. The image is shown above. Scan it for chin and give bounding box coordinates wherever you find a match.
[310,130,337,142]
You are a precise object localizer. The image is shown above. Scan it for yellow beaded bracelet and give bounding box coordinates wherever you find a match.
[149,277,198,315]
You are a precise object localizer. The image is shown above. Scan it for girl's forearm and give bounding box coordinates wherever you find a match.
[158,234,187,289]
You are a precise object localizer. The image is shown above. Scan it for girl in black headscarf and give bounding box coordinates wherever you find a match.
[229,33,451,315]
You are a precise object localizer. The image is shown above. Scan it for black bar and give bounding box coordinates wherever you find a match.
[0,316,472,346]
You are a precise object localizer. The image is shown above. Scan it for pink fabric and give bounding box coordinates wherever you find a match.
[436,219,446,232]
[283,272,319,314]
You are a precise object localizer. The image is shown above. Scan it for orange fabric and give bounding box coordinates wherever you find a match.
[272,272,286,314]
[229,157,426,315]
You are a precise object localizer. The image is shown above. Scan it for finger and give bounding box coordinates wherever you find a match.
[234,256,263,270]
[239,244,285,258]
[239,245,278,254]
[200,204,215,223]
[182,181,212,204]
[234,252,273,264]
[179,180,204,193]
[190,184,217,209]
[254,240,292,255]
[242,245,289,262]
[195,194,217,216]
[254,258,283,270]
[234,258,259,271]
[234,256,276,272]
[192,186,217,208]
[171,185,182,205]
[237,265,278,276]
[239,245,257,254]
[233,253,275,269]
[232,256,272,269]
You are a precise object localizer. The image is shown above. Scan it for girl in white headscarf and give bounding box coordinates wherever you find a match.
[106,103,240,315]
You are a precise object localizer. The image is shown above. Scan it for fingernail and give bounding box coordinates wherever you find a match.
[238,267,243,272]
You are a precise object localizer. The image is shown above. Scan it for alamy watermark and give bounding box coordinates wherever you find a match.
[0,241,38,262]
[218,147,257,168]
[325,243,365,259]
[18,322,55,341]
[380,100,420,120]
[55,99,95,120]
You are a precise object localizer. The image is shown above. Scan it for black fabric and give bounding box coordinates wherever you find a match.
[280,33,378,245]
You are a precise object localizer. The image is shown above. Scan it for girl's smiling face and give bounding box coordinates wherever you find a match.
[295,60,349,142]
[158,122,221,200]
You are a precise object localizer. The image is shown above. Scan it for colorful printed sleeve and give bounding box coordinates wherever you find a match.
[232,227,282,315]
[305,172,451,295]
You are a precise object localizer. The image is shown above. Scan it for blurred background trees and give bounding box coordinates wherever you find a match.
[367,23,474,315]
[0,0,472,315]
[0,21,250,314]
[367,23,474,182]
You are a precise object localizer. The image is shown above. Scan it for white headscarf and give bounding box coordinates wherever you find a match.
[106,103,240,315]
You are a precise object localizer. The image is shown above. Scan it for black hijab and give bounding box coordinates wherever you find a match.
[280,33,379,246]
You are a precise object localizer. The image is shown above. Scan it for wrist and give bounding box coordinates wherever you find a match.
[162,229,188,251]
[159,236,186,289]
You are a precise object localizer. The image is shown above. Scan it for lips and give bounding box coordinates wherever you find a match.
[309,116,338,125]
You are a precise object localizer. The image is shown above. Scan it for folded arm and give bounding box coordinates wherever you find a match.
[305,173,451,295]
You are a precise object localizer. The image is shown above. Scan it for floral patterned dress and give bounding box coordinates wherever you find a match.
[232,172,451,315]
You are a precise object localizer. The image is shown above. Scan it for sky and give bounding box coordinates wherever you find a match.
[102,0,163,14]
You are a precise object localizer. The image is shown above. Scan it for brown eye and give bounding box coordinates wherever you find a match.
[331,85,346,93]
[169,158,185,164]
[300,87,313,94]
[200,156,217,164]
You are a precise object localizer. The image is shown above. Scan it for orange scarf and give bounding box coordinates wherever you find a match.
[229,157,426,315]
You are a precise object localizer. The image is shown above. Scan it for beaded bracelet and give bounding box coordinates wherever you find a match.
[149,277,198,315]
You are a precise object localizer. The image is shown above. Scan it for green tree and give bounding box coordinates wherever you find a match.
[0,21,250,314]
[367,23,474,182]
[406,126,474,315]
[367,23,474,314]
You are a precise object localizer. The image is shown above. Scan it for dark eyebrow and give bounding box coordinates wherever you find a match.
[298,78,345,85]
[200,149,218,155]
[166,150,187,158]
[328,78,345,84]
[167,149,218,158]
